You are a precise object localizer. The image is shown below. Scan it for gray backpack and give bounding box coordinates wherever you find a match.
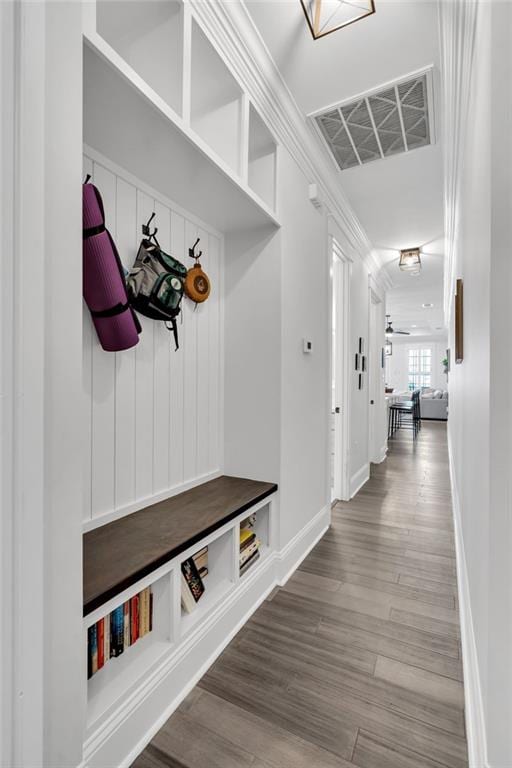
[127,214,187,350]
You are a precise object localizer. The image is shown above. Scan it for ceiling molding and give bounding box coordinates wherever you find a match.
[190,0,390,290]
[438,0,478,321]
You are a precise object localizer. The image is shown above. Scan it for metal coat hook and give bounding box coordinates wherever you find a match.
[188,237,202,263]
[142,212,160,247]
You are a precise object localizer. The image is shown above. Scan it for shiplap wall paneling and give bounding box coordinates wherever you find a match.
[169,211,186,489]
[82,154,223,526]
[90,162,116,519]
[114,177,137,509]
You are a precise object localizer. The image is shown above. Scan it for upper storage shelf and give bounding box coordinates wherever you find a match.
[248,104,277,212]
[83,0,280,232]
[96,0,184,116]
[190,20,243,176]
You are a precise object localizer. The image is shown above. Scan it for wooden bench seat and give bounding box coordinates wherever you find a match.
[83,475,277,615]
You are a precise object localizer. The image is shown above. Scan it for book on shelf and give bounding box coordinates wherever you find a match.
[87,585,154,679]
[240,528,255,548]
[181,557,205,614]
[130,593,139,644]
[110,605,124,658]
[97,617,105,670]
[192,546,208,579]
[240,549,260,576]
[240,513,256,530]
[240,538,260,567]
[87,624,97,679]
[123,601,130,649]
[239,517,262,575]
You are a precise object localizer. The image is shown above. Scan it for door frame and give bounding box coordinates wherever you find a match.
[368,283,387,464]
[330,236,351,502]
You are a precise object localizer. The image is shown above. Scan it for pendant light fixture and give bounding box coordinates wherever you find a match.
[300,0,375,40]
[399,247,421,273]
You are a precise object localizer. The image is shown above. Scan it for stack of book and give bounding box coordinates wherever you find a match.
[240,516,261,576]
[87,586,152,679]
[181,547,208,614]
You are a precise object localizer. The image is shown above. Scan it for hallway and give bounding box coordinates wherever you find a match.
[133,422,467,768]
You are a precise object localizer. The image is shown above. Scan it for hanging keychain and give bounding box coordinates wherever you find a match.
[184,238,211,304]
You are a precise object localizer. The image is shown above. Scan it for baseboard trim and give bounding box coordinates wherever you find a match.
[277,504,330,586]
[448,433,488,768]
[349,463,370,498]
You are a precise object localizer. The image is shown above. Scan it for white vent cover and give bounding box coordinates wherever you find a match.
[313,71,432,171]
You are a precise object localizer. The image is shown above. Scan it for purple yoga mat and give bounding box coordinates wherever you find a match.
[83,182,140,352]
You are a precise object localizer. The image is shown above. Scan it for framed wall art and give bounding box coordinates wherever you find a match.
[455,279,464,363]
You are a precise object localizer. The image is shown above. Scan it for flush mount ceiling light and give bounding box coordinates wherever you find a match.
[300,0,375,40]
[399,247,421,273]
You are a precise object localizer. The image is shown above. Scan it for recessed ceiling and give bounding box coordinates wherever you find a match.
[244,0,445,335]
[314,71,432,170]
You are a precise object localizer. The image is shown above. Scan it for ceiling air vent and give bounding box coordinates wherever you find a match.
[312,70,433,171]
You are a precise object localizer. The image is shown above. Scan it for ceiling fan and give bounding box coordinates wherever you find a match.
[385,315,410,336]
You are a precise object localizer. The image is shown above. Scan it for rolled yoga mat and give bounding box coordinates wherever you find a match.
[83,181,141,352]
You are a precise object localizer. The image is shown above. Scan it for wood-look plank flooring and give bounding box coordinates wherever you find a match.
[132,422,468,768]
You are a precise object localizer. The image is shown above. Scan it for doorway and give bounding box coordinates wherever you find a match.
[330,237,350,502]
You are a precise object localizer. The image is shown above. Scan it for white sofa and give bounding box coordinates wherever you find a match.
[419,389,448,420]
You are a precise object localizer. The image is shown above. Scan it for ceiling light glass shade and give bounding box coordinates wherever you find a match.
[300,0,375,40]
[399,248,421,272]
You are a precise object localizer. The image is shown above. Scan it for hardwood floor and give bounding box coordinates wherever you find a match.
[132,422,468,768]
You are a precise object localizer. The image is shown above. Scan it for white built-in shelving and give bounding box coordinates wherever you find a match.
[84,498,275,735]
[86,572,174,728]
[83,0,279,233]
[248,104,278,212]
[81,0,280,756]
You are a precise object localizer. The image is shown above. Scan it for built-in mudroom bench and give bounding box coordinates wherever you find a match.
[83,475,277,764]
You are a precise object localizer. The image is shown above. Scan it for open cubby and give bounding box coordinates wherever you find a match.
[190,20,243,175]
[96,0,183,116]
[248,105,277,211]
[87,573,173,728]
[239,503,271,578]
[180,528,235,636]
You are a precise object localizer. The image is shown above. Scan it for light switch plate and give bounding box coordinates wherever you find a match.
[303,339,313,353]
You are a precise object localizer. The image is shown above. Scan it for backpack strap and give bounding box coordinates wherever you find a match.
[165,319,179,351]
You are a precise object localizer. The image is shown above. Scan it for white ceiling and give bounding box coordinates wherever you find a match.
[245,0,446,336]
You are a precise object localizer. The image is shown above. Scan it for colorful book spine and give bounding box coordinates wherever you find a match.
[104,617,110,662]
[97,618,105,670]
[90,623,98,676]
[131,594,139,644]
[110,605,124,657]
[123,601,130,649]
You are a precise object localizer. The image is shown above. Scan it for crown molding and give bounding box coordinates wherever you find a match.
[189,0,389,290]
[438,0,479,321]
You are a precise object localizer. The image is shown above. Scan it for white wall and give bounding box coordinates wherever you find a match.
[224,148,330,549]
[446,3,512,765]
[223,225,281,485]
[278,150,330,545]
[385,337,448,393]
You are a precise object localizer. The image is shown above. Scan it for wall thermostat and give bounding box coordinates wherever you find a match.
[303,339,313,353]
